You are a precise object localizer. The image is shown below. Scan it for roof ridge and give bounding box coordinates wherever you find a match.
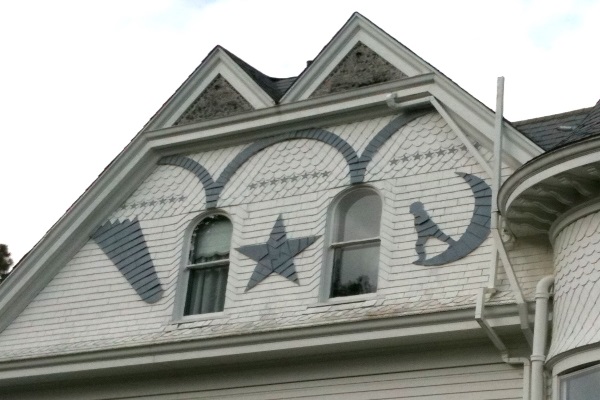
[219,46,296,102]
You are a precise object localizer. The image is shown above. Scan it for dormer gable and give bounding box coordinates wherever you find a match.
[145,46,279,130]
[280,12,432,103]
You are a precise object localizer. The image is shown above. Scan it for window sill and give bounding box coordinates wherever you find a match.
[308,293,379,308]
[168,311,228,331]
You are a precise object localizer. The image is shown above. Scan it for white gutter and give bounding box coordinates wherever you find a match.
[531,275,554,400]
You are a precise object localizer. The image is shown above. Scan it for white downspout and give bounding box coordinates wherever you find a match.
[490,77,504,292]
[531,275,554,400]
[504,356,531,400]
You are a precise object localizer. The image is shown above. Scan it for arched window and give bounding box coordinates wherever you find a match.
[329,188,382,298]
[184,214,232,315]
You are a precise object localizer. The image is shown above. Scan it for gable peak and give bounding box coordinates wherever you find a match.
[280,12,432,103]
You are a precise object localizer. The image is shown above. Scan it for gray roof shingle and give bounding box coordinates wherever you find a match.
[222,47,296,103]
[513,107,592,151]
[557,99,600,147]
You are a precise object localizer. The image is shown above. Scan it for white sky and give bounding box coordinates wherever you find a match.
[1,0,599,264]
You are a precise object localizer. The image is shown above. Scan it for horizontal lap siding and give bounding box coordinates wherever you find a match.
[137,363,523,400]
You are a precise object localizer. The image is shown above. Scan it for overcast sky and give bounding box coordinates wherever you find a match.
[1,0,599,265]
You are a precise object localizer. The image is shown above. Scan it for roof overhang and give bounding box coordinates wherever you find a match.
[500,134,600,241]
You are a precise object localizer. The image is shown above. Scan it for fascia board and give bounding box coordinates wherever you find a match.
[280,14,430,104]
[0,304,522,386]
[429,74,543,167]
[146,49,275,131]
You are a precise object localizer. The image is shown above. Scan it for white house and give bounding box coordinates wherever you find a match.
[0,12,598,400]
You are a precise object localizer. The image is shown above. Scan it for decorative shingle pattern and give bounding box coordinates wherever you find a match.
[364,113,487,182]
[174,74,253,126]
[163,110,427,209]
[219,139,347,208]
[513,107,592,151]
[0,113,554,362]
[0,213,193,357]
[556,99,600,147]
[109,164,204,222]
[91,219,163,303]
[548,210,600,359]
[310,42,408,98]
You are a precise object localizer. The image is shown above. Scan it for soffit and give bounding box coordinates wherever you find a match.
[501,135,600,239]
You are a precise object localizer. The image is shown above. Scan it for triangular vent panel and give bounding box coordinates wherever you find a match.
[309,41,408,98]
[174,74,254,126]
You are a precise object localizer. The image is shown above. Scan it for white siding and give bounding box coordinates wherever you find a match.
[549,209,600,358]
[0,112,552,361]
[3,346,525,400]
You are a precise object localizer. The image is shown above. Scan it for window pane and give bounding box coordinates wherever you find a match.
[337,190,381,242]
[331,243,379,297]
[190,215,233,264]
[184,265,228,315]
[562,365,600,400]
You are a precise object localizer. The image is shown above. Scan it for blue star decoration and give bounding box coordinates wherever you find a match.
[237,214,320,291]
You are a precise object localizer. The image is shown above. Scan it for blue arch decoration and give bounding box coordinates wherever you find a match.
[355,109,429,179]
[158,109,430,208]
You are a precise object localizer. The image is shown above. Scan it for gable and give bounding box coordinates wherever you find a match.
[281,13,431,103]
[0,110,543,361]
[0,14,552,377]
[310,41,408,98]
[173,74,254,126]
[144,47,277,130]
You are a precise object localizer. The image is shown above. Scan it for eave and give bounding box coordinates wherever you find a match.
[0,303,524,387]
[499,134,600,241]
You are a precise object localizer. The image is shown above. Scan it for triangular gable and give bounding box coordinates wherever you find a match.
[0,12,546,338]
[145,46,277,130]
[310,41,408,97]
[173,74,254,126]
[280,13,432,103]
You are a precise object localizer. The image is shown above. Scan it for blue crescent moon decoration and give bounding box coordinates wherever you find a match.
[410,172,491,266]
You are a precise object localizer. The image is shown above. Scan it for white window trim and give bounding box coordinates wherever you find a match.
[172,210,233,321]
[320,185,383,302]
